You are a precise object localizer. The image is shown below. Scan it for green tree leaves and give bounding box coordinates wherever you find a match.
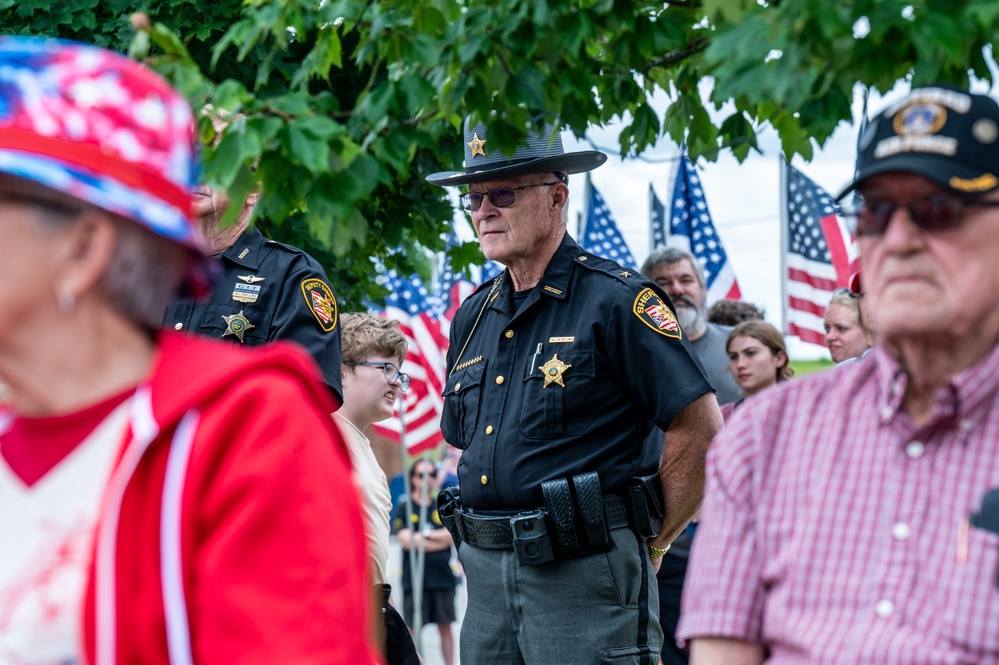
[2,0,994,309]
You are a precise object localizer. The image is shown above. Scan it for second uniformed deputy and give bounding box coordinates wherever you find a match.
[165,173,343,404]
[427,119,723,665]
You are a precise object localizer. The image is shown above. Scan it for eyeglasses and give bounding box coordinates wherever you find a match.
[344,361,411,392]
[458,181,561,212]
[832,287,859,299]
[843,193,999,236]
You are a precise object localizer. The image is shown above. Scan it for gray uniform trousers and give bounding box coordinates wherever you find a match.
[458,527,662,664]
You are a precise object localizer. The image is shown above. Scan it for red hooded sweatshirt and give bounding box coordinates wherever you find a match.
[81,332,380,665]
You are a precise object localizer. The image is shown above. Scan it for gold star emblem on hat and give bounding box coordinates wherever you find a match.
[539,354,572,388]
[222,310,254,343]
[467,133,487,158]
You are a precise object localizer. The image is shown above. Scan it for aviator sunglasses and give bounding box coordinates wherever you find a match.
[845,192,999,236]
[459,181,561,212]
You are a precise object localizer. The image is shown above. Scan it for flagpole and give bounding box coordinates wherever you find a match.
[779,156,790,338]
[648,182,655,250]
[579,172,592,239]
[646,180,666,249]
[413,449,431,650]
[398,394,426,652]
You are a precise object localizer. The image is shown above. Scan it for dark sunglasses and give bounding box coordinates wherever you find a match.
[343,361,411,392]
[411,468,437,479]
[844,193,999,236]
[459,181,561,212]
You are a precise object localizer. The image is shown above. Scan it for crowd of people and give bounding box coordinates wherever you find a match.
[1,33,998,665]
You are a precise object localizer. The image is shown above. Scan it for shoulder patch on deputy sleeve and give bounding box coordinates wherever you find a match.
[634,288,682,339]
[301,278,338,332]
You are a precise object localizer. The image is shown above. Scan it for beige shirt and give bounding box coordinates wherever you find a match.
[333,413,393,586]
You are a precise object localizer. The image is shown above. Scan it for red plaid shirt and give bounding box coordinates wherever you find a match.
[679,344,999,664]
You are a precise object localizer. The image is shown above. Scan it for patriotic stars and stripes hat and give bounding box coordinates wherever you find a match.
[426,116,607,186]
[0,36,212,290]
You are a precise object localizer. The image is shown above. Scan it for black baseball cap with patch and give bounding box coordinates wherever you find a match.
[426,116,606,187]
[837,86,999,200]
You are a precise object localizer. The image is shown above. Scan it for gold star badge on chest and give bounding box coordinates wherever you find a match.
[539,353,572,388]
[222,310,254,342]
[467,133,487,157]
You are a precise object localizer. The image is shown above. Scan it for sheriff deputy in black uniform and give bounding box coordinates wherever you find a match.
[164,173,343,404]
[427,119,723,665]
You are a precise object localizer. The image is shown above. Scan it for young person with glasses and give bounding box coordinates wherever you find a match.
[681,86,999,664]
[335,312,418,665]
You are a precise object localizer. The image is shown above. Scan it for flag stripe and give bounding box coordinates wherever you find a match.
[788,295,829,318]
[788,322,828,346]
[787,268,840,292]
[819,214,853,287]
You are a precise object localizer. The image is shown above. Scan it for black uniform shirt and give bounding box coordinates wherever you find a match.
[442,234,712,510]
[165,226,343,403]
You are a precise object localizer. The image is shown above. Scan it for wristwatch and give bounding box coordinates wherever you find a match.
[648,544,670,560]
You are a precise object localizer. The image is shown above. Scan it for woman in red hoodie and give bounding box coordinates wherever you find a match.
[0,36,379,665]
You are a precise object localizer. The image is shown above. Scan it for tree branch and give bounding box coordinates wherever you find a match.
[644,35,708,72]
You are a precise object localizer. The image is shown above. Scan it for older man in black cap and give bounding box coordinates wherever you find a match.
[680,86,999,664]
[428,119,722,665]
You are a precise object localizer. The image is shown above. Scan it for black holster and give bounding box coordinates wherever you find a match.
[541,471,613,560]
[436,486,463,547]
[624,473,665,540]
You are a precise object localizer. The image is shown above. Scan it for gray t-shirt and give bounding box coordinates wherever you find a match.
[690,322,741,405]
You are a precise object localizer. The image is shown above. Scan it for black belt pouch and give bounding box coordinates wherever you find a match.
[625,473,664,540]
[437,486,463,547]
[572,471,612,552]
[541,477,580,556]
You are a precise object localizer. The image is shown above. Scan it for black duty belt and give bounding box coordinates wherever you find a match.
[456,495,630,550]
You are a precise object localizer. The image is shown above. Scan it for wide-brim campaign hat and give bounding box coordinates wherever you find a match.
[838,86,999,200]
[426,117,607,186]
[0,36,214,293]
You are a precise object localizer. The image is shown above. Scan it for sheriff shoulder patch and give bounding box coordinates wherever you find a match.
[633,288,682,339]
[301,278,338,332]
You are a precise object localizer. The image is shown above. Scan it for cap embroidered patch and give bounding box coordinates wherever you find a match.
[301,278,337,332]
[634,288,682,339]
[950,173,999,192]
[893,102,947,136]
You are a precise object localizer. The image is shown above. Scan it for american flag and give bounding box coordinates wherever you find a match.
[432,235,478,327]
[650,183,667,249]
[784,164,860,347]
[371,269,449,454]
[580,181,638,270]
[669,149,741,305]
[480,259,504,284]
